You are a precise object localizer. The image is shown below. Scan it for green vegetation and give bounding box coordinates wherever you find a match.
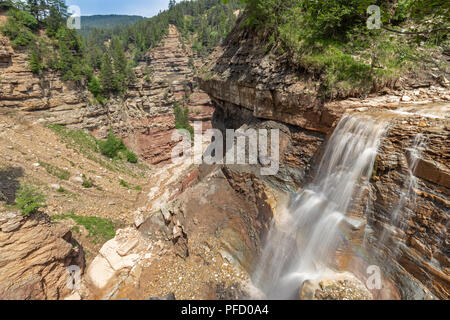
[98,130,126,159]
[81,174,94,188]
[98,130,138,163]
[39,161,71,180]
[0,8,38,48]
[119,179,142,191]
[126,151,138,164]
[0,1,94,84]
[51,213,117,243]
[119,179,130,188]
[46,124,142,176]
[236,0,449,98]
[78,15,144,38]
[0,0,241,100]
[15,183,46,216]
[82,0,243,63]
[46,124,100,154]
[174,102,194,138]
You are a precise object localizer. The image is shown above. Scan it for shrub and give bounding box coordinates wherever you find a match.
[98,130,126,159]
[82,175,93,188]
[174,102,194,138]
[87,76,102,98]
[15,184,46,216]
[126,151,138,163]
[29,47,44,75]
[119,179,130,188]
[51,214,116,243]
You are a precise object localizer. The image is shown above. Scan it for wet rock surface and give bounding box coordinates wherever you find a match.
[300,278,373,300]
[198,15,449,300]
[364,110,449,300]
[0,211,84,300]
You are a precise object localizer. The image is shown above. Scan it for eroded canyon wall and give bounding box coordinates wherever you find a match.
[0,25,213,165]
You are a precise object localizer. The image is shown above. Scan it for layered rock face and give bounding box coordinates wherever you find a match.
[198,17,450,137]
[199,18,449,299]
[83,164,278,300]
[364,108,450,300]
[0,211,84,300]
[99,25,213,164]
[0,35,89,115]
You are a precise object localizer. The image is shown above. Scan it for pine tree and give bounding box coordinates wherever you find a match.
[87,76,101,98]
[100,53,116,94]
[26,0,40,21]
[29,45,43,74]
[111,37,127,92]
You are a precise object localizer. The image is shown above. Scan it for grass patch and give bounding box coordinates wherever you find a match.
[81,174,94,188]
[119,179,142,191]
[51,213,117,243]
[15,183,46,216]
[47,124,100,154]
[47,124,142,177]
[39,161,71,180]
[119,179,130,188]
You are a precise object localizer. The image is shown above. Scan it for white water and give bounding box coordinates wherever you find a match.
[252,115,387,299]
[379,134,427,249]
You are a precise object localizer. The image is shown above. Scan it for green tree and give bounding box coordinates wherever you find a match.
[111,37,128,92]
[174,102,194,138]
[87,75,102,99]
[29,45,43,74]
[15,184,46,216]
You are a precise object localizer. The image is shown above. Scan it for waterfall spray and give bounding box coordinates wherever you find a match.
[252,115,387,299]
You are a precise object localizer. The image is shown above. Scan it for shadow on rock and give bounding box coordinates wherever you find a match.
[0,167,24,205]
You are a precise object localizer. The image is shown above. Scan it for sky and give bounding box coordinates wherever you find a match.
[66,0,172,18]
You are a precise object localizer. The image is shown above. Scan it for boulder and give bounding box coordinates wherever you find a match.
[299,273,373,300]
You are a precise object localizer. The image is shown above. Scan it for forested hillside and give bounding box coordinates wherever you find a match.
[78,15,144,38]
[0,0,243,102]
[81,15,144,29]
[83,0,243,61]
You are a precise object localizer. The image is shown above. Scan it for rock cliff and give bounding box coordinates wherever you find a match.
[0,24,213,165]
[198,18,449,299]
[0,211,84,300]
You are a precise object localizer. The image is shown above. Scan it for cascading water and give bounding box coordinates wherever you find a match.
[252,115,387,299]
[378,134,428,249]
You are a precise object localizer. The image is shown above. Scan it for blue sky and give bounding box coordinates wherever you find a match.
[66,0,172,18]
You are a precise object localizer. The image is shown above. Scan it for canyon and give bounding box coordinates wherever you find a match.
[0,14,449,301]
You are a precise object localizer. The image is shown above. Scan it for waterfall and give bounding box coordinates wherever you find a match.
[252,115,387,300]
